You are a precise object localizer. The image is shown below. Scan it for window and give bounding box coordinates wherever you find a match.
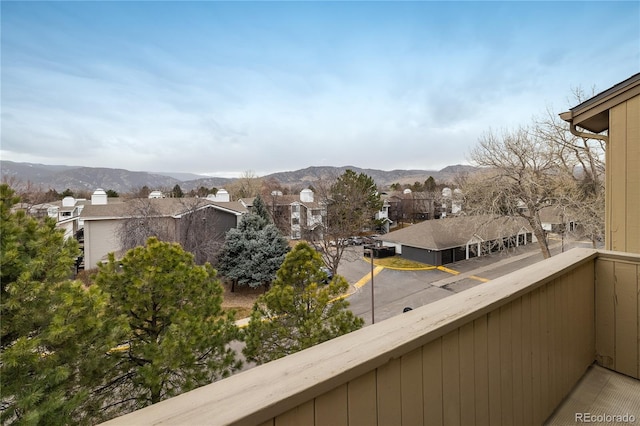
[292,218,300,225]
[311,209,321,216]
[291,205,299,213]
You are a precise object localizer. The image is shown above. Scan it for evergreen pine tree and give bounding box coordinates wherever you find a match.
[172,184,184,198]
[217,213,288,290]
[1,184,111,425]
[243,243,363,364]
[93,238,241,419]
[252,194,271,224]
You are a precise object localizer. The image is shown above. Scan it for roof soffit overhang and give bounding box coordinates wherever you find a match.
[560,73,640,133]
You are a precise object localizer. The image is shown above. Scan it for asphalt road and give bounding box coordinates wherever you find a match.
[340,237,597,325]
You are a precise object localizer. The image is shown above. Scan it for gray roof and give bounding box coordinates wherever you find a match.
[265,194,323,209]
[538,205,575,225]
[81,198,247,220]
[380,215,533,250]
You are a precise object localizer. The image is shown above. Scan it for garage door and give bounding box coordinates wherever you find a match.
[441,249,453,265]
[402,246,437,265]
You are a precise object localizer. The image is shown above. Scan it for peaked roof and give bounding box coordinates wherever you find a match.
[380,215,533,250]
[80,198,247,220]
[265,194,323,209]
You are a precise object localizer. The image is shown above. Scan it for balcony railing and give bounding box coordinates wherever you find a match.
[103,248,640,426]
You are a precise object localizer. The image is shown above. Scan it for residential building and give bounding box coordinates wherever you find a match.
[385,189,438,223]
[265,189,325,240]
[538,205,577,234]
[375,198,392,233]
[104,73,640,425]
[80,189,247,268]
[12,196,91,240]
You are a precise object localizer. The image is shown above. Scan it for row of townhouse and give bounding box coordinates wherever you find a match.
[18,184,577,270]
[17,185,391,269]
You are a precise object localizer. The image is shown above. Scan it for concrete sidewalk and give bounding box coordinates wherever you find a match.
[429,242,562,288]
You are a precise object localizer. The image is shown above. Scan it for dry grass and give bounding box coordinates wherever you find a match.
[221,280,263,319]
[372,256,434,270]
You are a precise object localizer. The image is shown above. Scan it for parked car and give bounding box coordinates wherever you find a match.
[320,267,334,284]
[348,236,364,245]
[362,235,380,245]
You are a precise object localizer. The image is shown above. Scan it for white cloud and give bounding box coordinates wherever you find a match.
[2,1,638,177]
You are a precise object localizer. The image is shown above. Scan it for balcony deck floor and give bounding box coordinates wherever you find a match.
[546,364,640,424]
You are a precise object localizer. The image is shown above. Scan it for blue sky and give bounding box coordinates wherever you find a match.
[2,1,638,178]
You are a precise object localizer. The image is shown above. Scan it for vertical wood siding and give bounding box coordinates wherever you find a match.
[595,256,640,379]
[273,261,596,425]
[608,95,640,254]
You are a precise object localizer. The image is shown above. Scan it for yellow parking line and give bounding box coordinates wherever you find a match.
[354,266,385,289]
[438,265,489,283]
[437,265,460,275]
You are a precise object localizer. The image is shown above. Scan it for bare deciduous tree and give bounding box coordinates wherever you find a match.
[227,170,263,199]
[534,93,605,247]
[465,126,567,258]
[117,198,224,264]
[117,199,172,252]
[176,198,226,264]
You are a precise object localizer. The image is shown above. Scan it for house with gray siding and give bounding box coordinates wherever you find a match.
[80,189,246,268]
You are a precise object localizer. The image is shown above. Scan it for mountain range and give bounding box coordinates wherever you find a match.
[0,161,478,194]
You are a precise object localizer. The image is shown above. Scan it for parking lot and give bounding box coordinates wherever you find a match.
[339,237,596,325]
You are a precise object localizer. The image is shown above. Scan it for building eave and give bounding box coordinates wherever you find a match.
[560,73,640,133]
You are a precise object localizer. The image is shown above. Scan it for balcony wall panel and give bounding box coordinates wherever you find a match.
[274,401,313,426]
[487,310,502,425]
[422,338,443,426]
[511,298,524,426]
[530,287,542,425]
[615,262,638,378]
[442,330,461,425]
[459,322,476,426]
[346,371,376,425]
[520,293,533,426]
[400,348,424,425]
[315,385,347,426]
[472,316,490,426]
[499,303,514,425]
[377,357,401,424]
[595,259,616,369]
[595,254,640,379]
